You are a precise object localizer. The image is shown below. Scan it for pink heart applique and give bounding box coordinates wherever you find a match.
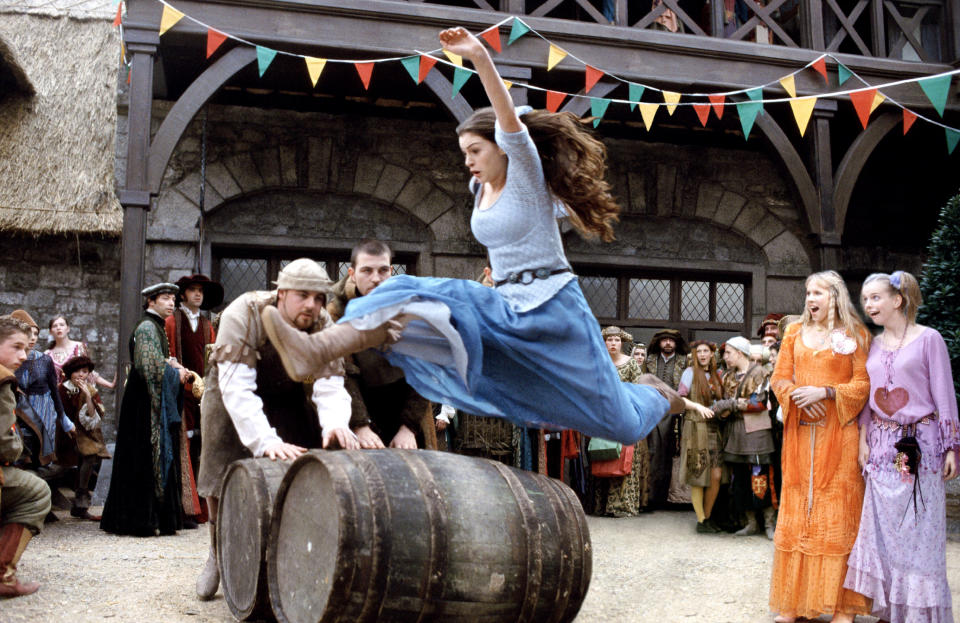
[874,386,909,416]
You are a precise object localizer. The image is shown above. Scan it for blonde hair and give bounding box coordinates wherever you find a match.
[862,271,922,323]
[794,270,869,350]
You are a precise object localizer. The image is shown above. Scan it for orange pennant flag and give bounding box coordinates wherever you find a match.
[112,1,122,27]
[708,94,725,119]
[789,96,817,136]
[692,104,711,127]
[849,88,877,129]
[418,55,438,83]
[585,65,603,93]
[355,62,374,90]
[206,29,227,58]
[902,108,917,135]
[811,57,828,82]
[480,27,502,53]
[546,90,567,112]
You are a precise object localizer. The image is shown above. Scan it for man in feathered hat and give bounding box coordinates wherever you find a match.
[164,274,224,528]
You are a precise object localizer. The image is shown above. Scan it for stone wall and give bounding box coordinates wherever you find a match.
[0,234,122,436]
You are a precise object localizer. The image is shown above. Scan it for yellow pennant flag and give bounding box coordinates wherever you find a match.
[443,50,463,67]
[789,96,817,136]
[779,74,796,98]
[503,79,513,90]
[870,91,886,113]
[304,57,327,87]
[547,45,567,71]
[159,4,184,36]
[662,91,681,116]
[638,102,659,130]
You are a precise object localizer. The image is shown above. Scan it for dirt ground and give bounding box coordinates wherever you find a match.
[4,502,959,623]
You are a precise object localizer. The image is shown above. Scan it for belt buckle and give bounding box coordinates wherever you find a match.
[519,270,535,285]
[534,268,550,279]
[507,273,520,284]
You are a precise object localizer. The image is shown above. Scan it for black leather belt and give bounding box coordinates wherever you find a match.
[494,267,571,287]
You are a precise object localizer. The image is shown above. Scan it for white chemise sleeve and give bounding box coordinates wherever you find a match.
[311,375,351,434]
[218,361,282,457]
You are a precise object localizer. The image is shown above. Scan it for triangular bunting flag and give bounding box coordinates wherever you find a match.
[918,75,951,117]
[120,41,125,62]
[112,1,122,27]
[663,91,681,115]
[401,56,420,83]
[126,64,131,85]
[838,63,852,86]
[158,4,184,36]
[849,88,877,129]
[638,103,658,130]
[790,96,817,136]
[547,45,567,71]
[206,29,227,59]
[256,46,277,78]
[708,94,725,119]
[590,97,610,127]
[779,74,797,98]
[452,67,471,98]
[304,57,327,87]
[418,55,438,83]
[480,28,502,53]
[585,65,603,93]
[443,50,463,67]
[902,108,917,135]
[545,90,566,112]
[508,18,530,45]
[628,83,645,111]
[811,57,827,82]
[747,87,763,103]
[946,128,960,154]
[692,104,710,127]
[736,100,762,140]
[869,91,885,114]
[503,79,513,90]
[355,62,374,90]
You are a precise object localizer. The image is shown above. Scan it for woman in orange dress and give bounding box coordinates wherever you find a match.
[769,270,871,623]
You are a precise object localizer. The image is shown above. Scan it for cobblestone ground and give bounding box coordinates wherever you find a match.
[3,506,959,622]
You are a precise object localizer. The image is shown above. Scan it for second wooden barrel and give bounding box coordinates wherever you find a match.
[217,457,291,621]
[266,449,591,623]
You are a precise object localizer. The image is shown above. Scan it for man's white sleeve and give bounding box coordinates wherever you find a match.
[219,361,282,456]
[311,375,351,434]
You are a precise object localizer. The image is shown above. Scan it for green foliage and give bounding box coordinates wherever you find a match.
[917,192,960,398]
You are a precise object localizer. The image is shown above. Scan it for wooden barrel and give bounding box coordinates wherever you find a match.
[266,450,591,623]
[217,458,291,621]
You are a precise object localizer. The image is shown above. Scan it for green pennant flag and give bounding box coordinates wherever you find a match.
[947,128,960,155]
[256,46,277,77]
[736,99,763,140]
[628,83,645,111]
[400,56,420,84]
[918,75,951,117]
[452,67,471,98]
[838,63,852,86]
[508,18,530,45]
[590,97,611,127]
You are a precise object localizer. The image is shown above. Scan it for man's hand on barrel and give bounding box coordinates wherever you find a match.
[323,427,361,450]
[389,425,418,449]
[354,425,386,449]
[263,441,307,461]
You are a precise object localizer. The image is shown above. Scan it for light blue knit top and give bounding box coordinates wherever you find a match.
[470,121,574,313]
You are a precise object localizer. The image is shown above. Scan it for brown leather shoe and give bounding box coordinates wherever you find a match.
[0,524,40,598]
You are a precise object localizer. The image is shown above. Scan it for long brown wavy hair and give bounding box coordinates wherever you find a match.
[456,107,620,242]
[688,340,722,406]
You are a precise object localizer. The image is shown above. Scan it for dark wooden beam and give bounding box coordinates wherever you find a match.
[560,80,619,116]
[833,111,900,236]
[753,111,819,234]
[422,69,475,122]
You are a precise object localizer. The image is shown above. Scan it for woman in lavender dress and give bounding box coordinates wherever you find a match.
[844,271,959,623]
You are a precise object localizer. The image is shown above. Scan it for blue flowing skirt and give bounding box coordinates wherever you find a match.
[341,275,668,445]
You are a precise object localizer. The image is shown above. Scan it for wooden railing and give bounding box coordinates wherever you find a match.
[397,0,959,63]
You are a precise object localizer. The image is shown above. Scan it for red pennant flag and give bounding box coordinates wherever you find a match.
[692,104,711,127]
[546,90,566,112]
[112,2,122,27]
[585,65,603,94]
[480,28,502,53]
[708,94,725,120]
[355,62,374,90]
[849,88,877,129]
[206,29,227,58]
[811,57,827,82]
[418,55,437,83]
[902,108,917,135]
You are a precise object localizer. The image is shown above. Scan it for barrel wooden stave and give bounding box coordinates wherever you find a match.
[267,450,591,623]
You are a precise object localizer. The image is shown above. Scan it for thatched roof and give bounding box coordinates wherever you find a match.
[0,5,122,235]
[0,34,34,96]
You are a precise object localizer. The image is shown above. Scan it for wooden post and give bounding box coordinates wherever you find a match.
[807,100,842,270]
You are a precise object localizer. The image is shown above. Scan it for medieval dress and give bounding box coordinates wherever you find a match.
[100,312,183,536]
[14,350,72,465]
[770,323,871,618]
[844,327,959,623]
[593,358,652,516]
[677,366,724,488]
[339,122,669,445]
